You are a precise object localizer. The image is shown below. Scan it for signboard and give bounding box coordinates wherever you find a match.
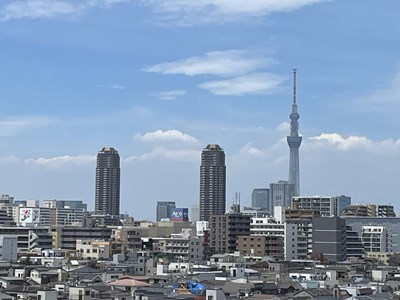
[19,208,40,224]
[171,208,189,222]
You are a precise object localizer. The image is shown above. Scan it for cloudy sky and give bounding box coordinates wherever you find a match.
[0,0,399,220]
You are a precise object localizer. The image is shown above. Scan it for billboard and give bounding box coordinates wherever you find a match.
[19,208,40,224]
[171,208,189,222]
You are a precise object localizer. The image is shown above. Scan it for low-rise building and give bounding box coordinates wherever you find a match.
[237,235,284,259]
[57,226,112,250]
[76,239,111,260]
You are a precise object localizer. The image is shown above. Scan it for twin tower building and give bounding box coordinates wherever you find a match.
[95,70,301,220]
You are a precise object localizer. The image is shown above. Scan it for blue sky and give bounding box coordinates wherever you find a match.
[0,0,399,220]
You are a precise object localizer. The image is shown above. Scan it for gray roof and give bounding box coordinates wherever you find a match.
[0,292,13,300]
[221,282,255,294]
[70,267,105,274]
[355,292,399,299]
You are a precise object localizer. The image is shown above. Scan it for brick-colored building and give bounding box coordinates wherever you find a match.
[237,235,284,259]
[209,213,251,254]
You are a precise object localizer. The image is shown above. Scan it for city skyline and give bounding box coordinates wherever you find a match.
[0,1,399,220]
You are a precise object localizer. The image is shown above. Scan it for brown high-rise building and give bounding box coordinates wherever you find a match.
[209,213,251,254]
[95,147,120,216]
[199,144,226,221]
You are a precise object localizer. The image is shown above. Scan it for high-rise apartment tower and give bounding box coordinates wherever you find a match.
[199,144,226,221]
[287,69,302,196]
[95,147,120,216]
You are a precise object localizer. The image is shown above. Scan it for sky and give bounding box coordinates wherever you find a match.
[0,0,399,220]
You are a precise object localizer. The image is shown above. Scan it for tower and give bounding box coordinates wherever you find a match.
[199,144,226,221]
[287,69,302,196]
[95,147,120,216]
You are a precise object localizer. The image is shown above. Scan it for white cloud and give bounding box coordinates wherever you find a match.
[0,0,325,23]
[0,0,77,21]
[110,84,126,90]
[26,155,96,168]
[0,0,130,21]
[151,89,187,100]
[141,0,324,25]
[134,129,199,144]
[199,72,285,96]
[239,143,263,156]
[276,122,290,132]
[309,133,370,151]
[308,133,400,153]
[125,147,200,162]
[142,50,275,77]
[0,116,54,136]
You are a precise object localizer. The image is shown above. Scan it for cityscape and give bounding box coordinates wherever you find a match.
[1,0,400,300]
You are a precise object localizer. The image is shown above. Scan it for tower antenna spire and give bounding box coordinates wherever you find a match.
[293,68,297,105]
[287,68,302,196]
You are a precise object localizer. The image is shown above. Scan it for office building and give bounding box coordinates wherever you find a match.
[346,225,364,259]
[269,180,295,209]
[57,226,112,250]
[44,199,87,211]
[287,69,302,196]
[199,144,226,221]
[0,226,52,252]
[0,194,13,209]
[251,188,270,212]
[0,236,17,261]
[95,147,120,216]
[156,201,176,221]
[312,217,347,262]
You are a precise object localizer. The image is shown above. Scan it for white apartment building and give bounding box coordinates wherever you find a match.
[291,195,351,217]
[76,239,111,260]
[154,229,204,262]
[361,226,388,253]
[249,217,312,260]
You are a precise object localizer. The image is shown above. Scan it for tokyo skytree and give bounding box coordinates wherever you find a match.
[287,69,302,196]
